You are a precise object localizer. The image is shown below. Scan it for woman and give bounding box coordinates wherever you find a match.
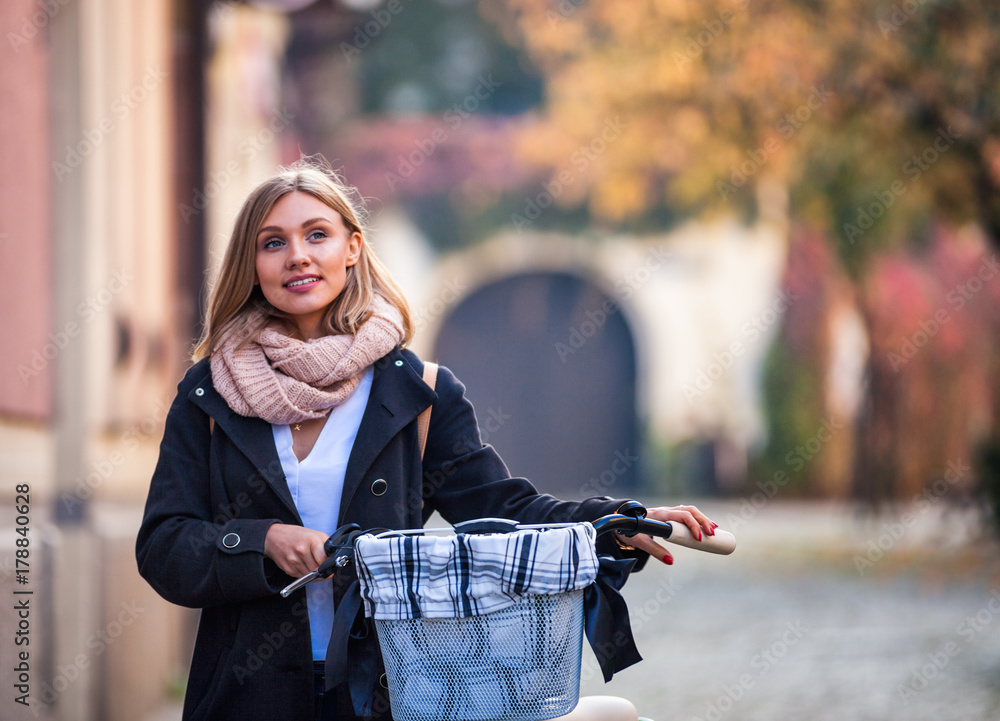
[136,157,717,721]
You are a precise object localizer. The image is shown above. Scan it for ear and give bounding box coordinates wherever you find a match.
[346,231,363,267]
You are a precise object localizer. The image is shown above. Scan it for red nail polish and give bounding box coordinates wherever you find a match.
[662,554,673,565]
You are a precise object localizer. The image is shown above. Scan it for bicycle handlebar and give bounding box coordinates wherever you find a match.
[592,513,736,555]
[280,511,736,596]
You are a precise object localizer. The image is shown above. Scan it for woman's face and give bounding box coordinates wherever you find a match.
[254,191,362,340]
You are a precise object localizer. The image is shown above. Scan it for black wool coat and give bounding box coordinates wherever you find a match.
[136,348,631,721]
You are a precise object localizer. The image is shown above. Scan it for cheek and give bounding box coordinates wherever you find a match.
[255,253,275,283]
[254,256,283,298]
[320,245,351,274]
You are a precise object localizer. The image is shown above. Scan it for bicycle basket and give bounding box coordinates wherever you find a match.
[354,522,598,721]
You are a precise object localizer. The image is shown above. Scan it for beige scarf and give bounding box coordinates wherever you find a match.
[211,296,405,424]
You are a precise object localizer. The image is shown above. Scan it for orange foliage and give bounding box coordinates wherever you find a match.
[491,0,1000,248]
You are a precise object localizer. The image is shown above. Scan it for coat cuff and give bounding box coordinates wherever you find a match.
[215,518,283,600]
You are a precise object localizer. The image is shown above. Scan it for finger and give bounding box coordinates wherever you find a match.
[627,533,673,566]
[287,530,328,571]
[685,506,719,536]
[675,506,717,540]
[278,556,304,578]
[309,540,328,569]
[275,546,315,578]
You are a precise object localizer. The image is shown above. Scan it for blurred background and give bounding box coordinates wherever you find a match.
[1,0,999,719]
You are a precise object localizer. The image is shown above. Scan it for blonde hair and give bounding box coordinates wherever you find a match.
[193,156,413,360]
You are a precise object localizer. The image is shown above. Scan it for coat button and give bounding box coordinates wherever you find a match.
[195,388,205,396]
[371,479,388,496]
[394,360,403,367]
[222,532,241,548]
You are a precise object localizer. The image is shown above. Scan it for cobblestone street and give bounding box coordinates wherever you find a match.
[593,501,1000,721]
[143,500,1000,721]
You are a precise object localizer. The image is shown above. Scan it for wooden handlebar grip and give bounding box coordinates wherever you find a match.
[665,523,736,555]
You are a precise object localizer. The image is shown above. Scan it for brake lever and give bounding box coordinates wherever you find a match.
[279,553,350,598]
[279,523,362,598]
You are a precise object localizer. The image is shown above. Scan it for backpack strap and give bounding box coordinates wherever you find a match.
[417,362,439,461]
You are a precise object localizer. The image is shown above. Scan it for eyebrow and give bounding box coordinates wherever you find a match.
[257,217,333,236]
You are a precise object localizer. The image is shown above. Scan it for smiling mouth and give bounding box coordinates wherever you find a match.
[285,277,320,288]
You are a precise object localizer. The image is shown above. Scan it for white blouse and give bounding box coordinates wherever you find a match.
[272,365,374,661]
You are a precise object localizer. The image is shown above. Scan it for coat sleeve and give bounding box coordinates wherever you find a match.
[135,364,286,609]
[418,361,637,539]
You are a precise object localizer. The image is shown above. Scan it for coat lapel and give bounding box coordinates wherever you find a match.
[187,372,301,521]
[339,350,437,517]
[184,350,435,525]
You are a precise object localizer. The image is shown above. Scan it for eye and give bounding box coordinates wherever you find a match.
[262,237,284,250]
[307,229,328,241]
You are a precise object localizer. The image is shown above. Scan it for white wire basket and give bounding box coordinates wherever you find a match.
[374,589,584,721]
[355,521,594,721]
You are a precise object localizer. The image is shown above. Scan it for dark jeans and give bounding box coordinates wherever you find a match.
[314,662,337,721]
[314,662,394,721]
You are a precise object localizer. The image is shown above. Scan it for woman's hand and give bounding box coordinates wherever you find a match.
[263,523,330,578]
[615,504,718,566]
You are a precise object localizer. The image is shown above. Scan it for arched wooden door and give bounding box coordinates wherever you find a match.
[432,271,640,498]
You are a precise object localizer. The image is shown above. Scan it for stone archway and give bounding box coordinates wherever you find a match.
[433,270,639,499]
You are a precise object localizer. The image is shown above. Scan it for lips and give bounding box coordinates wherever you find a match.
[284,274,320,288]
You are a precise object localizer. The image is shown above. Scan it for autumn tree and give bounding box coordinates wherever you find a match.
[488,0,1000,502]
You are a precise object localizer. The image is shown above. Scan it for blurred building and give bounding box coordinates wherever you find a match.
[0,2,865,720]
[1,1,211,719]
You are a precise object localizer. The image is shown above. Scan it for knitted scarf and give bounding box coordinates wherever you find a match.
[211,296,405,424]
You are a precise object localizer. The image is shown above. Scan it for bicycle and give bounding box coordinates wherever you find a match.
[282,507,736,721]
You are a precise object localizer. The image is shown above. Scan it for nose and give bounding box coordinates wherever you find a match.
[286,236,310,268]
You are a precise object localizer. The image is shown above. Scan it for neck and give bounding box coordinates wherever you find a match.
[292,315,326,341]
